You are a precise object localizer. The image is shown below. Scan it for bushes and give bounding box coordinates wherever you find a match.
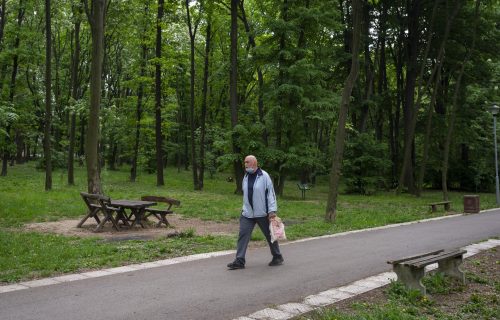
[343,133,391,195]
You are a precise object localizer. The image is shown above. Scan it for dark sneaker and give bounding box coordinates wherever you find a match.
[268,255,284,266]
[227,260,245,270]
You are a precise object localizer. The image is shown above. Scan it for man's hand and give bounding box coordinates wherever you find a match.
[268,212,277,220]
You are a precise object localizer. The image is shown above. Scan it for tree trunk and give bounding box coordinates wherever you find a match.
[198,20,211,190]
[0,0,6,92]
[416,66,441,196]
[442,0,479,201]
[359,2,373,133]
[52,30,62,152]
[44,0,52,190]
[398,0,422,194]
[239,1,267,146]
[155,0,164,186]
[402,0,460,195]
[389,13,405,187]
[0,0,6,46]
[131,43,147,182]
[376,1,388,141]
[15,131,24,164]
[1,0,24,176]
[325,0,362,222]
[230,0,243,194]
[185,0,199,190]
[84,0,106,194]
[68,5,81,185]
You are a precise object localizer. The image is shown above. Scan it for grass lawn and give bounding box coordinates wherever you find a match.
[0,162,497,283]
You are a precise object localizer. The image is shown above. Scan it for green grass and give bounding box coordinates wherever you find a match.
[299,275,499,320]
[0,230,235,283]
[0,162,497,283]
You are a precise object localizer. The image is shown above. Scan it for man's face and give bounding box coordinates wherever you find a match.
[244,157,257,169]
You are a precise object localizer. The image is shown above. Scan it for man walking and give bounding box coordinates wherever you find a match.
[227,155,284,270]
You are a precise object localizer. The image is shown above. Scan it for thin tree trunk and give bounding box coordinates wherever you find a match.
[83,0,106,194]
[44,0,52,190]
[52,30,62,151]
[198,20,211,190]
[15,131,24,164]
[131,43,147,182]
[359,2,373,133]
[0,0,6,97]
[398,0,423,193]
[239,1,267,146]
[185,0,199,189]
[0,0,6,46]
[376,1,388,141]
[442,0,480,201]
[400,0,460,195]
[325,0,362,222]
[416,66,441,195]
[230,0,243,194]
[390,14,404,186]
[68,4,81,185]
[1,0,24,176]
[155,0,164,186]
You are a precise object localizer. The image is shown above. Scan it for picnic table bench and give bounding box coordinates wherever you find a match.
[297,183,311,200]
[78,192,156,232]
[141,195,181,227]
[428,201,451,212]
[387,248,466,295]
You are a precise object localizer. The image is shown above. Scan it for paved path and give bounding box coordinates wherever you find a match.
[1,211,499,320]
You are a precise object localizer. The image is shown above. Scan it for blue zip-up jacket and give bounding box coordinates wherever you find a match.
[241,168,277,218]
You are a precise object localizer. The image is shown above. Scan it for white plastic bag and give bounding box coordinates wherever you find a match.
[269,216,286,243]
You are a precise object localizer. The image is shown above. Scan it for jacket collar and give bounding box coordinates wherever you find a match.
[245,168,263,177]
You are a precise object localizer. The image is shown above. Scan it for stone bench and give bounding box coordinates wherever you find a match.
[428,201,451,212]
[387,248,466,295]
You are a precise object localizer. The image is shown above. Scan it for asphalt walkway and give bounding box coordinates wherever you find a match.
[1,210,499,320]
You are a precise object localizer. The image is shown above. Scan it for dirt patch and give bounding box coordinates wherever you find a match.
[23,214,239,239]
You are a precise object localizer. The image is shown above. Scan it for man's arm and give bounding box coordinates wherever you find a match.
[265,173,277,216]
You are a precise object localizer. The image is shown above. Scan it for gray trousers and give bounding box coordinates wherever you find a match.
[235,215,281,264]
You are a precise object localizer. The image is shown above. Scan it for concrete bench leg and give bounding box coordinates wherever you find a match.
[437,256,465,284]
[393,264,426,295]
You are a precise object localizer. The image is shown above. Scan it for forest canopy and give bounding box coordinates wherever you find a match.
[0,0,498,209]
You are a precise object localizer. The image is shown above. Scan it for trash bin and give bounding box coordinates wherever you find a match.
[463,195,480,213]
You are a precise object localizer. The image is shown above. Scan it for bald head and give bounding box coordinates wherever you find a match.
[244,155,258,170]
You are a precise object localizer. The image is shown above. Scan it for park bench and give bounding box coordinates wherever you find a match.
[428,201,451,212]
[141,196,181,227]
[387,248,466,295]
[297,183,311,200]
[78,192,122,232]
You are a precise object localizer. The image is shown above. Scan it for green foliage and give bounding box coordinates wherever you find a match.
[460,293,499,319]
[343,133,391,194]
[385,281,430,307]
[36,149,68,170]
[466,271,489,284]
[422,272,464,295]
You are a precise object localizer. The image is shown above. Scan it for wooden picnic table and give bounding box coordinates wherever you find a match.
[110,200,157,229]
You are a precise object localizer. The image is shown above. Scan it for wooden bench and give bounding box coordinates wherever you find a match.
[78,192,123,232]
[297,183,311,200]
[428,201,451,212]
[387,249,466,295]
[141,196,181,227]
